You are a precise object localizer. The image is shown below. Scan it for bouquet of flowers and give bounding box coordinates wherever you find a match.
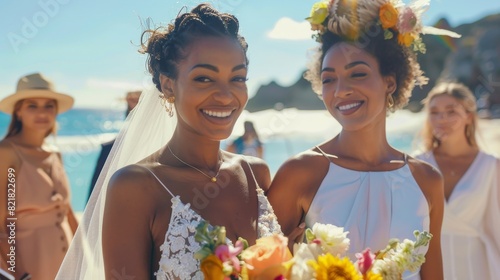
[194,221,432,280]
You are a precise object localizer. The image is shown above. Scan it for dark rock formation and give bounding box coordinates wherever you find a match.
[246,13,500,117]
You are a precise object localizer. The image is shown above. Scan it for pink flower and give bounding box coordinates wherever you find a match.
[215,240,244,272]
[398,7,418,34]
[355,248,376,275]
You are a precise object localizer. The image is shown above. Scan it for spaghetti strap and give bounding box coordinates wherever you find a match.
[7,140,26,161]
[143,166,175,198]
[243,157,261,190]
[315,145,338,161]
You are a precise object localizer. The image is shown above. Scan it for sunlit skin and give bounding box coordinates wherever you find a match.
[102,36,303,279]
[428,95,470,144]
[16,98,57,138]
[0,98,79,279]
[321,43,393,132]
[268,43,444,280]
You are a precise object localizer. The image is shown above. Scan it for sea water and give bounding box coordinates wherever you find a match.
[0,108,425,212]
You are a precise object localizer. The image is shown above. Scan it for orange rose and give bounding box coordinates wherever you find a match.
[397,32,415,47]
[379,3,398,29]
[200,254,225,280]
[241,234,293,279]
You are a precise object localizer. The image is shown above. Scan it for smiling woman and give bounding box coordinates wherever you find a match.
[56,4,284,280]
[266,0,456,279]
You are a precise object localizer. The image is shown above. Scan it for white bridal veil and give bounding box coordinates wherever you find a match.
[56,83,176,279]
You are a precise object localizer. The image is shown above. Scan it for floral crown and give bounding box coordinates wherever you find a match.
[306,0,461,53]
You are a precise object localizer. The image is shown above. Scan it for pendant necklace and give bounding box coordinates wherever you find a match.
[167,145,223,182]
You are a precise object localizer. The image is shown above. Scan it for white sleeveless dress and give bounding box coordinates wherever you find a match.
[306,148,430,280]
[146,163,282,280]
[415,151,500,280]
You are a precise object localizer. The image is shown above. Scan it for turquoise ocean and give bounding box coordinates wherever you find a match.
[0,108,420,212]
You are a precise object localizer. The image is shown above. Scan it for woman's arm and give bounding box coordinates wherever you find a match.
[409,158,445,280]
[267,153,328,248]
[0,143,29,279]
[66,206,79,234]
[102,165,159,279]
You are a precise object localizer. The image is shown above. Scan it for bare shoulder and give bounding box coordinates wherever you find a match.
[0,139,20,168]
[224,153,272,191]
[106,164,167,208]
[407,156,444,208]
[270,148,329,194]
[276,149,327,177]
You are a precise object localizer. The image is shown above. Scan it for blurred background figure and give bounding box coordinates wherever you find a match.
[0,73,78,280]
[414,82,500,280]
[87,90,141,202]
[227,120,263,158]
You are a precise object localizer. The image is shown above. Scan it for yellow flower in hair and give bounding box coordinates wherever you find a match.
[397,32,416,47]
[306,1,330,25]
[379,3,398,29]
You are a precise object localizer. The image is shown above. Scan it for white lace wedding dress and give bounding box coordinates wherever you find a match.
[147,165,282,280]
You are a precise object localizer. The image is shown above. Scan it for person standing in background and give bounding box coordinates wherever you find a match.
[414,82,500,280]
[87,90,141,202]
[0,73,78,280]
[227,120,263,158]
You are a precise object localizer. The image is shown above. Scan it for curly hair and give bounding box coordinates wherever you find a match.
[305,21,426,112]
[140,4,249,92]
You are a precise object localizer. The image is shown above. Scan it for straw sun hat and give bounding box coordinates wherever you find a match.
[0,73,74,114]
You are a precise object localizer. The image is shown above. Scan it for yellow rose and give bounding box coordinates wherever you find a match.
[306,1,329,25]
[241,234,293,279]
[397,32,415,47]
[200,254,225,280]
[379,3,398,29]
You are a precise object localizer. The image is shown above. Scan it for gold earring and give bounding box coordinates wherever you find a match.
[465,124,472,138]
[159,94,175,117]
[387,94,394,108]
[166,96,175,117]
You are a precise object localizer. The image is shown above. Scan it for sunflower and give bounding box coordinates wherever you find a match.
[308,254,362,280]
[364,271,383,280]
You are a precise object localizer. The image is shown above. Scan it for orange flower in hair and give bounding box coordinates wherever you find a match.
[379,3,398,29]
[397,32,415,47]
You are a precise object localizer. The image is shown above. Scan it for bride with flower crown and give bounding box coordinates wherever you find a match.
[55,4,295,279]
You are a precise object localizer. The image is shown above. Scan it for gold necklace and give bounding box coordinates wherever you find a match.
[167,145,223,182]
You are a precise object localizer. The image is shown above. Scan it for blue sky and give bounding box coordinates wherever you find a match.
[1,0,499,109]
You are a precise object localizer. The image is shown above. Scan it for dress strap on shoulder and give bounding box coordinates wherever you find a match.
[315,145,338,161]
[243,156,261,191]
[6,140,26,161]
[142,166,175,198]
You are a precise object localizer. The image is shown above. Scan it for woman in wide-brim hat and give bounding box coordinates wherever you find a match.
[0,73,78,280]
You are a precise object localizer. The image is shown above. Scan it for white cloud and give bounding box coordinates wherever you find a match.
[267,17,313,40]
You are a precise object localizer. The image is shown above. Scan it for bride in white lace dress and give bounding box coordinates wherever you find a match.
[56,4,285,280]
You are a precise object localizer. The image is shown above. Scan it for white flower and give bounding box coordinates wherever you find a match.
[372,258,401,280]
[290,243,323,280]
[307,223,350,256]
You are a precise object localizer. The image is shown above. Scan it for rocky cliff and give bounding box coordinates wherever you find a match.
[246,13,500,117]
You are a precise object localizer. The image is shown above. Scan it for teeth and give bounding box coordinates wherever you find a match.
[338,102,361,111]
[203,110,232,118]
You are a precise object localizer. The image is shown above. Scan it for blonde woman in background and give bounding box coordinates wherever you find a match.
[415,82,500,280]
[0,73,78,280]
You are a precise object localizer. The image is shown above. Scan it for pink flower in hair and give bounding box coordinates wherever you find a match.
[398,7,418,34]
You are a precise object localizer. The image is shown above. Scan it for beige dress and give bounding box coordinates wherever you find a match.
[9,142,73,280]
